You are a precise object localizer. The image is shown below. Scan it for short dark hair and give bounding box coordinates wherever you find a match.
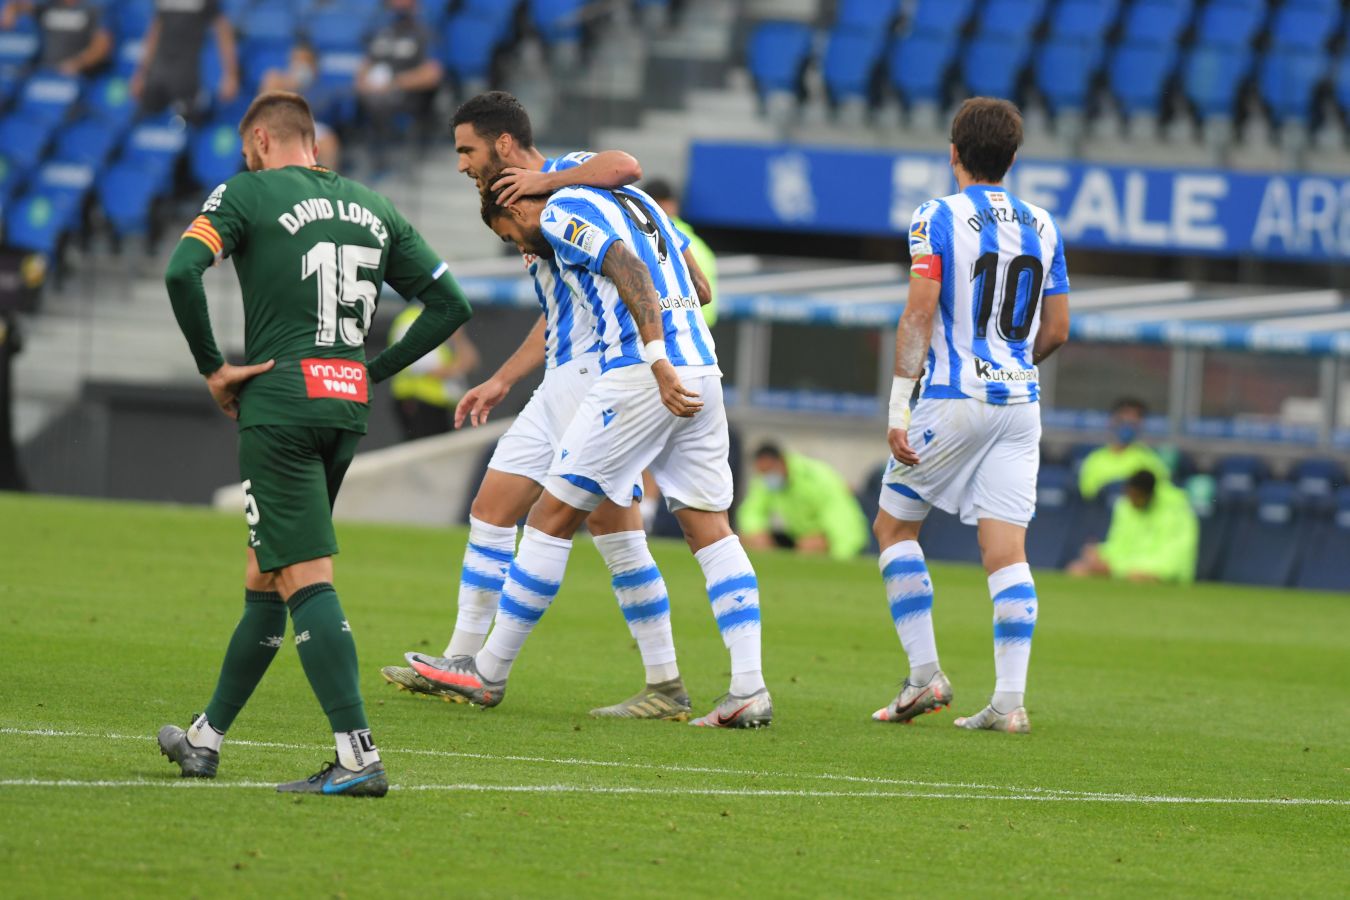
[1125,469,1158,498]
[1111,397,1148,416]
[950,97,1022,183]
[452,91,534,149]
[238,90,315,144]
[754,442,784,462]
[479,186,511,227]
[642,179,675,202]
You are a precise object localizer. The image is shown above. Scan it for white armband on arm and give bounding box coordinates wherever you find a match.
[644,339,667,366]
[889,376,917,430]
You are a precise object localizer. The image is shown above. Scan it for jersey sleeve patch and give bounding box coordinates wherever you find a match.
[909,254,942,282]
[541,199,617,273]
[182,215,223,256]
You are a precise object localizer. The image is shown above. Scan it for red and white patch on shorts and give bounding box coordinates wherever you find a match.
[301,359,368,402]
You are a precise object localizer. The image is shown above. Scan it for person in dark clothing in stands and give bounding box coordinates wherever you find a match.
[0,0,111,76]
[130,0,238,118]
[355,0,441,172]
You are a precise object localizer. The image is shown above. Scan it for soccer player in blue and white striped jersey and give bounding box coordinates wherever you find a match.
[871,98,1071,734]
[415,182,771,729]
[387,93,693,721]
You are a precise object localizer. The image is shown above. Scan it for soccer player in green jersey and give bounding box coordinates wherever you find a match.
[156,91,473,796]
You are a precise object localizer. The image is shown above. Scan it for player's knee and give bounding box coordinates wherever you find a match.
[525,491,587,539]
[873,511,920,549]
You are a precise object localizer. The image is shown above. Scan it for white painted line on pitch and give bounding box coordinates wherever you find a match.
[0,778,1347,806]
[2,727,1346,808]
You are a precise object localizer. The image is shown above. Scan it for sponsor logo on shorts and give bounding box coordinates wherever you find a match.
[923,428,935,445]
[301,358,369,402]
[973,358,1037,383]
[601,408,617,427]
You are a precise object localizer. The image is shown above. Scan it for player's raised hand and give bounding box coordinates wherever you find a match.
[888,427,920,467]
[455,376,510,428]
[491,168,551,206]
[205,360,275,420]
[653,360,702,418]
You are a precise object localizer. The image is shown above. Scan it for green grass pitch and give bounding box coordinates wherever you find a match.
[0,493,1346,897]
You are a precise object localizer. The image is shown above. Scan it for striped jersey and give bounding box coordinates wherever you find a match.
[540,184,717,374]
[523,152,603,368]
[908,184,1069,405]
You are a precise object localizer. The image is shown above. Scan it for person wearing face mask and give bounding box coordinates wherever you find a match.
[1077,397,1171,501]
[355,0,442,174]
[1067,469,1197,583]
[738,443,869,561]
[260,42,341,169]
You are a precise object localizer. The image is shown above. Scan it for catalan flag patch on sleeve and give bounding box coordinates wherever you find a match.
[182,216,223,256]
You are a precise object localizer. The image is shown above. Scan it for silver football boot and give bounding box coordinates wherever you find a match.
[404,652,506,707]
[157,720,219,778]
[590,678,692,720]
[871,671,954,723]
[380,664,469,703]
[953,704,1031,734]
[689,688,773,728]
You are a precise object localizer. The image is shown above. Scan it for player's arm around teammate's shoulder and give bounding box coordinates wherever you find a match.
[598,241,702,419]
[493,150,642,206]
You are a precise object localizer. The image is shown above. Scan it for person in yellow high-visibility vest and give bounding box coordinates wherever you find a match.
[388,303,479,440]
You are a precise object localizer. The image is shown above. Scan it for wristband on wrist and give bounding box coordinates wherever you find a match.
[644,339,667,365]
[888,376,917,430]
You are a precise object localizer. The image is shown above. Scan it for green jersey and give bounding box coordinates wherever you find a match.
[168,164,470,433]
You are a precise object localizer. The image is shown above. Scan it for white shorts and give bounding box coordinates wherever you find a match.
[545,365,734,514]
[879,398,1041,527]
[487,354,599,485]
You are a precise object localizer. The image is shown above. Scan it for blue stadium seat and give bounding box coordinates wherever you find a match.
[120,115,190,196]
[822,28,887,104]
[86,75,137,134]
[1026,464,1077,569]
[221,0,253,25]
[239,39,293,95]
[1120,0,1193,46]
[113,0,154,41]
[1193,2,1265,48]
[909,0,976,38]
[0,112,53,172]
[1213,454,1269,504]
[1293,487,1350,591]
[530,0,586,44]
[0,153,25,208]
[747,21,814,98]
[189,121,243,190]
[837,0,900,29]
[310,52,362,125]
[242,6,297,45]
[113,35,144,78]
[889,33,959,105]
[1289,458,1345,506]
[1269,5,1339,52]
[1184,44,1253,118]
[1259,50,1329,124]
[0,14,40,74]
[1335,56,1350,114]
[1036,38,1100,112]
[307,7,369,54]
[961,35,1031,98]
[96,161,158,237]
[35,161,93,232]
[1108,43,1177,114]
[17,74,80,128]
[1218,481,1302,586]
[463,0,521,16]
[978,0,1048,43]
[1048,0,1119,41]
[4,188,68,255]
[440,12,512,85]
[52,118,120,171]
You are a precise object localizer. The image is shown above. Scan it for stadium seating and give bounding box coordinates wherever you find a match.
[1219,481,1303,586]
[189,121,244,190]
[1268,4,1340,52]
[1193,2,1265,48]
[95,162,159,238]
[1120,0,1194,45]
[1048,0,1120,41]
[52,118,121,171]
[1288,458,1346,507]
[889,32,959,107]
[747,21,815,100]
[1259,50,1329,125]
[0,112,54,173]
[1036,39,1099,112]
[977,0,1048,43]
[530,0,588,45]
[1213,454,1269,501]
[835,0,901,29]
[909,0,977,37]
[440,7,519,88]
[822,28,887,107]
[1293,487,1350,591]
[1183,44,1253,119]
[4,189,66,255]
[1108,42,1178,115]
[962,35,1033,99]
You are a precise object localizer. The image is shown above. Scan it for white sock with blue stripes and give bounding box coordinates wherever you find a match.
[988,562,1038,712]
[695,535,765,696]
[593,531,680,685]
[879,540,940,685]
[475,527,571,683]
[445,517,517,657]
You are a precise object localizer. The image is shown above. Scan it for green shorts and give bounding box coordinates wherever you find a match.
[237,424,363,573]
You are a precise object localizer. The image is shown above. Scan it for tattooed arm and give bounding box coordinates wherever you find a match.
[601,241,703,417]
[887,276,939,466]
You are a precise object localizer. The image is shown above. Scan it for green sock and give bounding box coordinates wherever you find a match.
[287,583,368,733]
[201,590,287,732]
